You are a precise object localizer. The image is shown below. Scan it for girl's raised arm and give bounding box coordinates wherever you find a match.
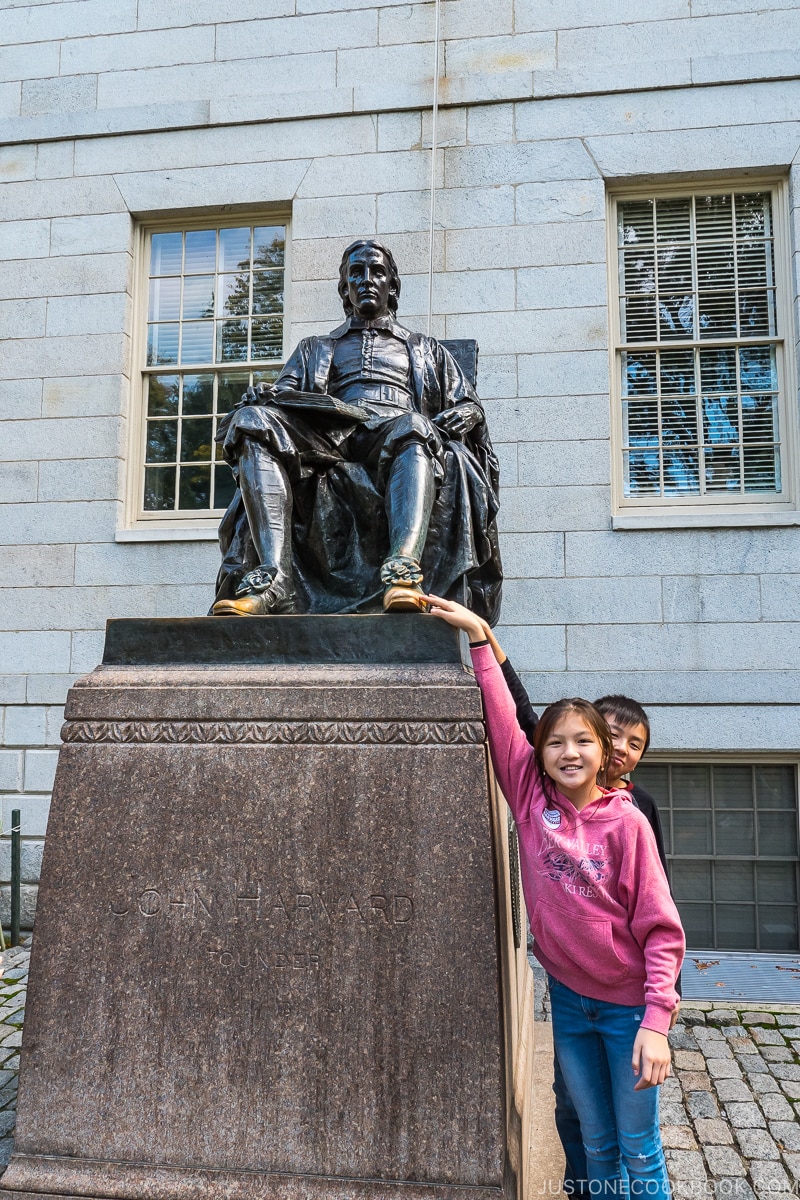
[423,597,538,821]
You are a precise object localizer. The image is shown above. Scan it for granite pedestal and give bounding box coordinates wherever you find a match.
[1,617,533,1200]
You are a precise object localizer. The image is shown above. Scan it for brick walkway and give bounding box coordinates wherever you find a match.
[0,945,798,1197]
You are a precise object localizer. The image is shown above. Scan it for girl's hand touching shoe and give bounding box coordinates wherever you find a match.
[422,595,486,644]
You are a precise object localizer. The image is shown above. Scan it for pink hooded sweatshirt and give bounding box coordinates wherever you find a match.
[471,643,685,1035]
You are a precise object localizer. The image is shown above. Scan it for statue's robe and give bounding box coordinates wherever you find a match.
[213,320,502,622]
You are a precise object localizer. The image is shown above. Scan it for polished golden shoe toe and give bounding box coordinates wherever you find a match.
[382,584,428,613]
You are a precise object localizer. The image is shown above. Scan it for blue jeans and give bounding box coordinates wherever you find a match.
[553,1047,589,1196]
[548,976,671,1198]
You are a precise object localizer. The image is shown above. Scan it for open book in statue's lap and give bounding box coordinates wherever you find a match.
[211,239,502,622]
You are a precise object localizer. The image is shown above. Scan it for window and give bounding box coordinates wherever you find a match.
[634,761,800,952]
[129,217,288,530]
[609,182,798,524]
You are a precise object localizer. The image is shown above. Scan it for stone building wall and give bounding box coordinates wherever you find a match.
[1,0,800,924]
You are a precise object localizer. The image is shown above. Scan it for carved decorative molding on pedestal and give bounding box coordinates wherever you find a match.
[61,719,486,746]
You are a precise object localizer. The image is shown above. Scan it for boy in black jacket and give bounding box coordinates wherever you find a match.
[475,623,679,1197]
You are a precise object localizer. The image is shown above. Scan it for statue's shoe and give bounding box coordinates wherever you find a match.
[212,574,297,616]
[382,584,428,613]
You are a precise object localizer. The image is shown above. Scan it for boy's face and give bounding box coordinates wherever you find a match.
[605,716,648,782]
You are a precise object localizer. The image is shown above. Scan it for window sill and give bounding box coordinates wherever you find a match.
[116,526,219,542]
[612,510,800,530]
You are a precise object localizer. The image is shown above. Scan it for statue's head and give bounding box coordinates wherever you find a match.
[338,239,401,318]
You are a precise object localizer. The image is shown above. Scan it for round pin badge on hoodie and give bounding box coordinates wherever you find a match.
[542,808,561,829]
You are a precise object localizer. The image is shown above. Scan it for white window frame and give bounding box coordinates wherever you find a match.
[607,177,800,530]
[121,209,291,541]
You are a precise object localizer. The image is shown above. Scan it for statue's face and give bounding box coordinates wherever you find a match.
[345,246,393,320]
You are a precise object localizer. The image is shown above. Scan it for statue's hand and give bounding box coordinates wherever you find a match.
[237,382,277,408]
[434,402,483,439]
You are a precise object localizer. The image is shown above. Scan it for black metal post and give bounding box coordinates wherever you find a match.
[11,809,20,948]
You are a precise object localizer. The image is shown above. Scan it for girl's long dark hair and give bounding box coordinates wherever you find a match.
[532,698,614,806]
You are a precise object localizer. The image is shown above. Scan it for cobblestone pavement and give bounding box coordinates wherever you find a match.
[663,1003,800,1199]
[0,940,29,1170]
[0,945,798,1197]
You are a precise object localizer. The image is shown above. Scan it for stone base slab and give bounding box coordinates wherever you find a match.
[2,1159,504,1200]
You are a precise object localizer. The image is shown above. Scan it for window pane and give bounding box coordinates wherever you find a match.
[143,465,176,511]
[697,242,735,290]
[178,464,211,509]
[633,764,670,805]
[150,232,182,276]
[704,446,740,493]
[182,276,214,320]
[715,811,755,856]
[739,289,776,337]
[182,375,214,415]
[254,226,285,267]
[180,417,214,462]
[662,396,698,445]
[217,372,250,413]
[714,765,753,809]
[620,295,657,342]
[716,904,756,950]
[660,349,696,394]
[618,199,654,247]
[147,323,179,366]
[698,292,736,338]
[219,226,251,272]
[253,270,284,315]
[759,812,798,857]
[251,317,283,360]
[663,449,699,494]
[755,766,796,810]
[740,345,777,392]
[735,192,772,240]
[147,375,179,417]
[758,905,798,952]
[181,322,214,365]
[757,863,797,904]
[218,320,249,361]
[696,193,733,240]
[252,365,282,388]
[671,861,711,901]
[717,862,754,901]
[658,294,694,340]
[672,765,711,808]
[145,420,177,464]
[737,241,774,289]
[741,394,778,443]
[622,352,657,395]
[743,445,780,493]
[149,276,181,322]
[655,197,691,243]
[219,273,250,317]
[699,348,736,394]
[214,463,237,510]
[184,229,216,274]
[679,902,714,948]
[673,809,712,855]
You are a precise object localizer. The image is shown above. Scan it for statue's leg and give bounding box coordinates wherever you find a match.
[212,441,297,616]
[381,443,436,613]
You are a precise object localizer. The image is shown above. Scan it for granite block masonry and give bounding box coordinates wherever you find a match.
[0,615,533,1200]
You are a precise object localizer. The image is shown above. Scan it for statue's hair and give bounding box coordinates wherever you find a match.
[338,239,401,315]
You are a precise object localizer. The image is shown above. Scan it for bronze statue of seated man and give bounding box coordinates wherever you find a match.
[211,239,502,622]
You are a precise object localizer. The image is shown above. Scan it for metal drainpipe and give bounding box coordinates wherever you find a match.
[426,0,442,336]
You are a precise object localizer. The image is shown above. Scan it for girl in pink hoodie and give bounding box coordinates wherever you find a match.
[425,595,685,1199]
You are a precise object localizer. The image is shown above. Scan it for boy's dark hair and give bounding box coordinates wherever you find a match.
[532,698,615,805]
[594,694,651,753]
